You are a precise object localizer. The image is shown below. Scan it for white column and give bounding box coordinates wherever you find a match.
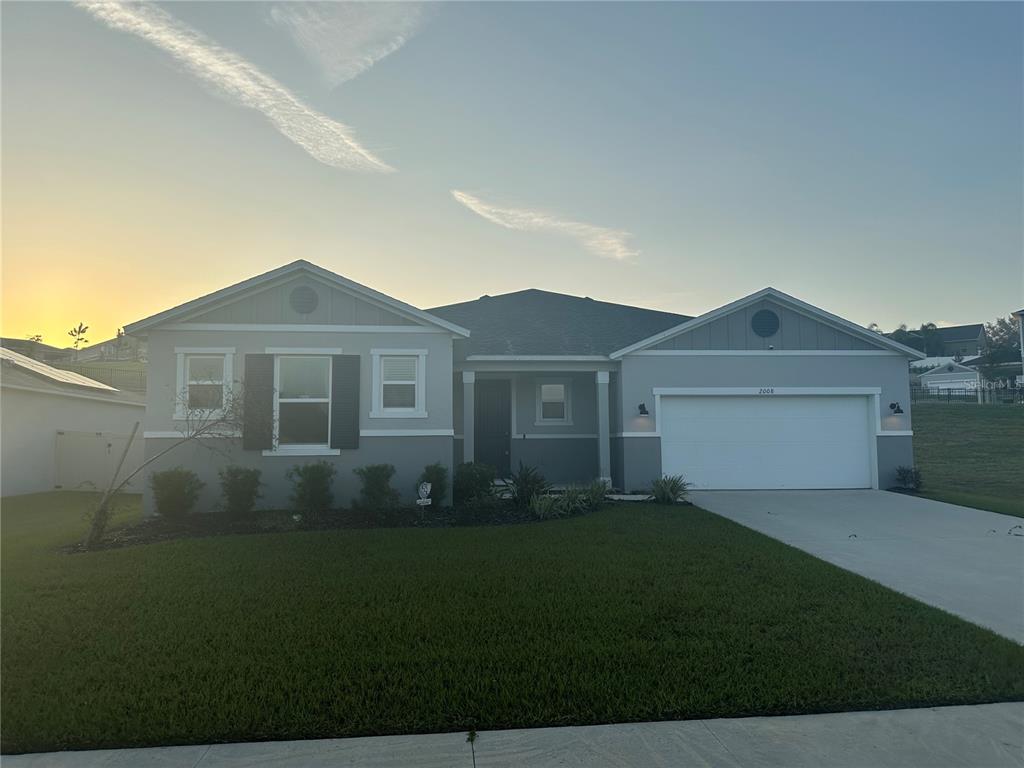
[596,370,611,484]
[462,371,476,463]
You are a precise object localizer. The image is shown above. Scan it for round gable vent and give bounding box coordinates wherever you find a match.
[751,309,780,338]
[289,285,319,314]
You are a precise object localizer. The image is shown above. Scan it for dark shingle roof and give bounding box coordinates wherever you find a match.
[429,290,691,356]
[935,324,985,342]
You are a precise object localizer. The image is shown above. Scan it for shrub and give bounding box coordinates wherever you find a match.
[286,461,336,520]
[150,467,204,520]
[417,462,449,508]
[557,486,590,517]
[218,466,262,519]
[529,494,562,521]
[353,464,400,511]
[583,479,608,509]
[453,462,496,505]
[453,495,506,526]
[651,474,691,505]
[507,463,551,509]
[895,465,923,493]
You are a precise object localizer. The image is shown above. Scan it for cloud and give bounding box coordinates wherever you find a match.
[268,2,428,89]
[451,190,639,261]
[77,1,393,173]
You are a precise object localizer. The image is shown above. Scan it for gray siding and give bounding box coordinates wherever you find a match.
[143,435,453,512]
[189,277,416,326]
[651,299,877,351]
[876,435,914,488]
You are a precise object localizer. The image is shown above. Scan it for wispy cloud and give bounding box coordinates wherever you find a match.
[269,2,428,89]
[451,190,639,261]
[77,1,393,173]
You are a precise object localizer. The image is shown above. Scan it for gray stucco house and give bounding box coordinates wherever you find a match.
[126,260,923,513]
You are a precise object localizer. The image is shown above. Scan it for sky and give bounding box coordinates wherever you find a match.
[2,1,1022,346]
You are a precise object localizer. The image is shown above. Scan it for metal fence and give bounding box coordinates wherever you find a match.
[910,385,1023,405]
[51,363,147,393]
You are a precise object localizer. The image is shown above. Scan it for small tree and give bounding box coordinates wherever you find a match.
[84,385,261,549]
[67,322,89,359]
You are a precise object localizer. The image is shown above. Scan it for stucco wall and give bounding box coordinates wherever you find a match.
[145,328,455,434]
[142,435,453,513]
[1,388,145,497]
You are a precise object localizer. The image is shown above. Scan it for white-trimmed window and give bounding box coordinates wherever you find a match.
[174,347,234,419]
[275,355,331,448]
[535,379,571,425]
[371,349,427,418]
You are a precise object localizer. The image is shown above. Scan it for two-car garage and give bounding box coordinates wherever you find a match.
[658,392,876,490]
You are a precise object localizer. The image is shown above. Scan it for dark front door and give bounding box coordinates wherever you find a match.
[475,379,511,477]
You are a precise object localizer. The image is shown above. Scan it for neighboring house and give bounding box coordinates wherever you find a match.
[125,261,922,513]
[915,361,980,391]
[77,335,147,362]
[935,324,987,357]
[1014,309,1024,385]
[0,337,73,364]
[0,349,145,497]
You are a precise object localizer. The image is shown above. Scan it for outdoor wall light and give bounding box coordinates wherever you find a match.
[638,402,649,416]
[889,402,904,415]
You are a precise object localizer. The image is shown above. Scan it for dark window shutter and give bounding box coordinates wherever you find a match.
[243,354,274,450]
[331,355,360,449]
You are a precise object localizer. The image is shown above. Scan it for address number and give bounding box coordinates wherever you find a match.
[758,387,775,395]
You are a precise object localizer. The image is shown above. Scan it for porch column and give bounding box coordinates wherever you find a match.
[462,371,475,463]
[596,371,612,484]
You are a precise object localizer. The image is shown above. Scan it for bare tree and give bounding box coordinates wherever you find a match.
[83,386,261,549]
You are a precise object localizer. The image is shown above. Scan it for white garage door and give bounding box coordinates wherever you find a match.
[660,395,873,490]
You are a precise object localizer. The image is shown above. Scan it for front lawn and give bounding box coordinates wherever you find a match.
[912,403,1024,517]
[3,492,1023,754]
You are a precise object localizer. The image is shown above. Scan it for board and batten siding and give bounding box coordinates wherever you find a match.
[650,300,878,351]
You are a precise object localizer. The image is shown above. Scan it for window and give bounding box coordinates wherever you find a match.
[276,356,330,446]
[174,347,234,419]
[536,380,571,424]
[371,349,427,418]
[187,356,225,411]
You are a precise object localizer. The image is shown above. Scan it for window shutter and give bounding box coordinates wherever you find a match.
[242,354,274,450]
[331,355,360,449]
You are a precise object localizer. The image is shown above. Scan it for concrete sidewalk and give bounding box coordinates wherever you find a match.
[4,703,1022,767]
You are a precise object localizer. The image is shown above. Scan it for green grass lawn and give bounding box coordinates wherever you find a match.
[912,403,1024,517]
[3,493,1023,754]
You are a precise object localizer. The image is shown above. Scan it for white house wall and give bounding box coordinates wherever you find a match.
[1,388,145,497]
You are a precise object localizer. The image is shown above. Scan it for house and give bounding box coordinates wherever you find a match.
[0,337,73,364]
[934,324,987,357]
[0,349,145,496]
[915,360,980,391]
[1014,309,1024,385]
[125,260,922,514]
[77,334,147,363]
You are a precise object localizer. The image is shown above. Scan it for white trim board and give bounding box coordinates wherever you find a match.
[631,350,902,357]
[651,387,883,396]
[265,347,343,355]
[2,384,145,408]
[466,355,609,362]
[163,323,445,334]
[360,429,454,437]
[609,287,925,360]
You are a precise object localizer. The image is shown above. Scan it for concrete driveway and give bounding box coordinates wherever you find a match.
[689,490,1024,643]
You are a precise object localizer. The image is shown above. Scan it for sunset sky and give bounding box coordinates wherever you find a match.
[2,1,1021,346]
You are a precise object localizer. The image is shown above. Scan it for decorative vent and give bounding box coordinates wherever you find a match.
[751,309,780,338]
[289,286,319,315]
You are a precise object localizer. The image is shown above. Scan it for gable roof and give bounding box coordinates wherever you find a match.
[935,324,985,342]
[0,348,144,405]
[917,360,978,377]
[429,290,691,356]
[609,287,927,360]
[124,261,470,337]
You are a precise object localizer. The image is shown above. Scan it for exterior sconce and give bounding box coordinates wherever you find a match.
[889,402,904,415]
[638,402,649,416]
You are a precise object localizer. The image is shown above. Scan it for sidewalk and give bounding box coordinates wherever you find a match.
[4,703,1021,768]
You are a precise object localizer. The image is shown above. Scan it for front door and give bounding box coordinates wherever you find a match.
[475,379,511,476]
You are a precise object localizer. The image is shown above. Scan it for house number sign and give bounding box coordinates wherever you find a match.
[758,387,775,395]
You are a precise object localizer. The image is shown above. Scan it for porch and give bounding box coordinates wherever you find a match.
[453,361,617,485]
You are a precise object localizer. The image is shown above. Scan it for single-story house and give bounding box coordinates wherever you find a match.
[915,361,980,391]
[0,349,145,496]
[125,260,922,513]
